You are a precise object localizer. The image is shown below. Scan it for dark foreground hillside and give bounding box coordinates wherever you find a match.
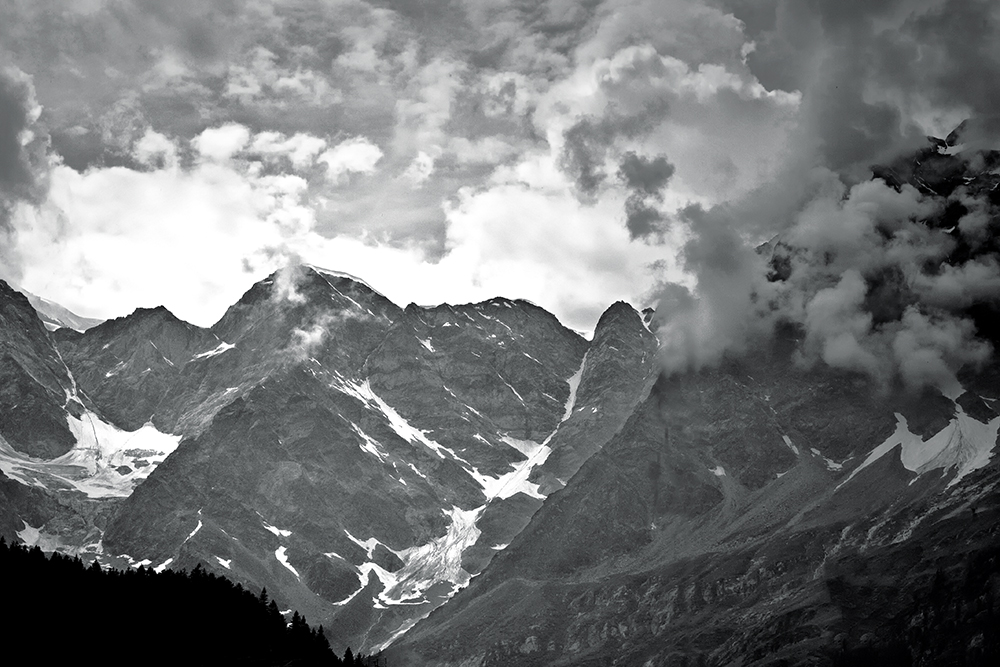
[0,538,381,667]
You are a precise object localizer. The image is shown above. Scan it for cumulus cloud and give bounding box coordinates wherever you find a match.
[249,131,328,170]
[134,128,179,169]
[192,124,251,162]
[318,137,383,184]
[11,152,314,325]
[403,151,436,186]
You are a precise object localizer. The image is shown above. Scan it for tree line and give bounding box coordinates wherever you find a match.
[0,537,384,666]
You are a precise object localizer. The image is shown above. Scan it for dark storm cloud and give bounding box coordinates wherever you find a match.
[618,152,675,196]
[0,73,35,198]
[642,0,1000,393]
[560,106,668,199]
[719,0,1000,173]
[617,151,675,239]
[0,67,48,283]
[560,117,616,197]
[623,198,664,239]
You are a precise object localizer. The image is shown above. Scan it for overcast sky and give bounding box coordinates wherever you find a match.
[1,0,997,334]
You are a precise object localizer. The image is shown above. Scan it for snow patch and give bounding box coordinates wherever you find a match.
[710,466,726,477]
[782,435,800,456]
[275,546,300,578]
[104,360,126,378]
[154,558,173,573]
[262,519,292,538]
[810,448,843,471]
[16,521,40,546]
[498,374,525,403]
[407,462,429,481]
[418,338,435,353]
[215,557,232,569]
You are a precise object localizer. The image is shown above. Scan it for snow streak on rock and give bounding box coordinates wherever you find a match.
[335,378,452,461]
[561,356,586,422]
[344,529,382,559]
[183,516,203,543]
[261,518,292,537]
[192,341,235,359]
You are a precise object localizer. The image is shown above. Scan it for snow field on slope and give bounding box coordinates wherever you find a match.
[842,407,1000,488]
[0,410,180,498]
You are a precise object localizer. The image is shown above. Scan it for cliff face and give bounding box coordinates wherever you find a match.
[0,280,79,458]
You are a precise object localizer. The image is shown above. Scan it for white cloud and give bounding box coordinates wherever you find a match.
[319,137,384,184]
[3,0,810,337]
[225,47,343,107]
[403,151,436,186]
[192,124,251,162]
[134,128,178,168]
[13,160,308,326]
[250,131,328,169]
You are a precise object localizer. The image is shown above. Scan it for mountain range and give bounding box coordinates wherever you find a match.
[2,131,999,665]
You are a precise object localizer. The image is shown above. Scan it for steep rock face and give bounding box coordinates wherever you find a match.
[157,266,402,438]
[0,280,78,458]
[53,306,212,432]
[0,470,60,540]
[386,343,1000,666]
[366,298,588,473]
[534,300,660,492]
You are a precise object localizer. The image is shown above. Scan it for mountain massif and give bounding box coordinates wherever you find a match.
[0,264,657,653]
[2,132,999,665]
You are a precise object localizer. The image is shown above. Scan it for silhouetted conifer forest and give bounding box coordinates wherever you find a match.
[0,537,384,667]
